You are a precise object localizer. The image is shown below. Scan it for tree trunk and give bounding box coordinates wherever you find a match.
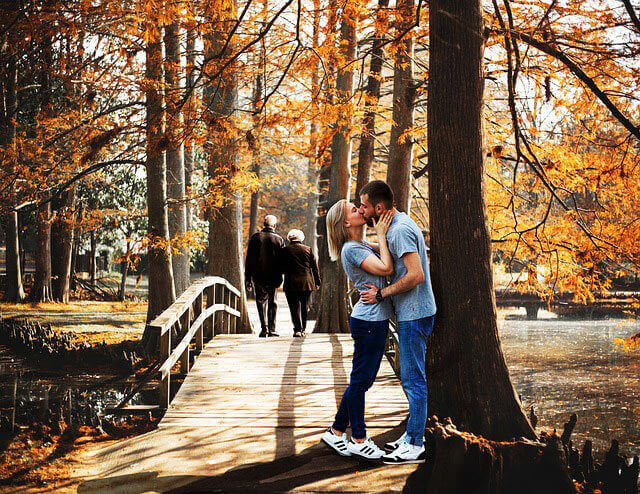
[142,25,176,330]
[303,0,322,257]
[184,25,196,234]
[1,49,24,303]
[31,199,52,302]
[203,1,251,333]
[314,5,356,334]
[426,0,536,440]
[165,20,190,296]
[69,211,81,292]
[51,188,76,303]
[89,230,96,287]
[355,0,389,200]
[119,241,130,302]
[248,73,262,240]
[386,0,416,213]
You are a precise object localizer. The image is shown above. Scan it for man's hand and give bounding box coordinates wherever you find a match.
[245,279,253,292]
[360,283,379,304]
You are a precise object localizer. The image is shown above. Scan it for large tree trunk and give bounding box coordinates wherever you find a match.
[427,0,536,440]
[31,199,52,302]
[51,188,76,303]
[165,20,190,296]
[386,0,416,213]
[314,5,356,334]
[355,0,389,200]
[1,50,25,303]
[89,230,96,287]
[203,1,251,333]
[143,25,176,329]
[119,241,130,302]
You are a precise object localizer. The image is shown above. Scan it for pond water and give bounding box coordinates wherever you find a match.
[500,310,640,457]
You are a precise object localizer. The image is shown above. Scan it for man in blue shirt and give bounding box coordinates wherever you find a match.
[358,180,437,464]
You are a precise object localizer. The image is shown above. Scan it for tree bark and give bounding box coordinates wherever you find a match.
[314,5,356,334]
[386,0,416,213]
[51,188,76,303]
[143,25,176,329]
[119,241,130,302]
[89,230,96,287]
[427,0,536,440]
[184,25,196,234]
[165,20,190,296]
[1,49,25,303]
[355,0,389,200]
[203,1,251,333]
[31,199,52,302]
[248,73,262,241]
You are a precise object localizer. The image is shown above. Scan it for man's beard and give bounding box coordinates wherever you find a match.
[365,213,379,227]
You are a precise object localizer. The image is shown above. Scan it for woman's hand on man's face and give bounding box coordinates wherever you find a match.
[372,211,394,237]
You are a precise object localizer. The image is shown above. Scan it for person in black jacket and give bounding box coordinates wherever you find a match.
[280,229,321,337]
[245,215,285,337]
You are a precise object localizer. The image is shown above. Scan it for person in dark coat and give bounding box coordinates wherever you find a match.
[280,229,321,337]
[245,215,285,337]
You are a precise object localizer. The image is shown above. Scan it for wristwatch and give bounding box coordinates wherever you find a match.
[375,288,384,303]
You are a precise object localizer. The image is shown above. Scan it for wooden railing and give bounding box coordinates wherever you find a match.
[147,276,241,409]
[346,287,401,378]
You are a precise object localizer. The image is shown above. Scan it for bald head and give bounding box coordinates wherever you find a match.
[264,215,278,228]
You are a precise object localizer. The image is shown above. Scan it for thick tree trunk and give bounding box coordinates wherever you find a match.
[314,6,356,334]
[203,2,251,333]
[165,21,190,296]
[31,200,52,302]
[386,0,416,213]
[355,0,389,200]
[51,188,76,303]
[119,242,130,302]
[426,0,536,440]
[1,51,24,303]
[143,27,176,329]
[69,212,81,292]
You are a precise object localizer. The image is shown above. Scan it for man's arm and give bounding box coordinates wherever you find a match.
[360,252,424,304]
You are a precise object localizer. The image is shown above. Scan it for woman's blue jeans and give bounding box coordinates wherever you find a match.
[398,315,435,447]
[332,317,388,439]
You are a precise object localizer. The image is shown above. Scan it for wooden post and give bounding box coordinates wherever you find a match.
[180,345,190,373]
[195,292,204,352]
[205,285,214,339]
[232,293,238,334]
[226,288,232,334]
[159,325,171,409]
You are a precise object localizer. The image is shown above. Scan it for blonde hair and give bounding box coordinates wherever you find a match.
[326,199,349,262]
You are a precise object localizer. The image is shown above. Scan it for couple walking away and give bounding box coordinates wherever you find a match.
[245,215,320,338]
[321,180,437,465]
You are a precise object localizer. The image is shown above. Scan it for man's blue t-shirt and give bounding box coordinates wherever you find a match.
[386,212,437,321]
[341,241,394,322]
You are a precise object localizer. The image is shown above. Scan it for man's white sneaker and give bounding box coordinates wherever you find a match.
[321,428,351,457]
[347,437,385,461]
[382,441,426,464]
[384,432,407,452]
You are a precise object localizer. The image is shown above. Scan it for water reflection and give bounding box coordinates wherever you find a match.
[500,311,640,456]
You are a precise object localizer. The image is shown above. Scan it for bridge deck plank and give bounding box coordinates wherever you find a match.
[84,334,415,493]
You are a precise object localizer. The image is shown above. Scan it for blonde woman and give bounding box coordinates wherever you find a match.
[320,199,394,461]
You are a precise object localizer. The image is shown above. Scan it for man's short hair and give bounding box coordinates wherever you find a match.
[360,180,394,210]
[264,215,277,227]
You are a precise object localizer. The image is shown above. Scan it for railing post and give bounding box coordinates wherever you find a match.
[195,292,204,352]
[205,285,215,339]
[226,288,232,334]
[159,325,171,409]
[231,293,238,334]
[180,345,190,373]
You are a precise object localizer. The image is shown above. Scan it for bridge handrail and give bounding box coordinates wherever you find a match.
[346,287,401,378]
[147,276,241,409]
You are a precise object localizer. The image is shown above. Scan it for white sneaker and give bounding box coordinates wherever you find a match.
[347,437,385,461]
[382,441,426,464]
[321,428,351,457]
[384,432,407,452]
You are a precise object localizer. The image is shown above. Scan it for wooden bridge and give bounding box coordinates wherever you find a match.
[78,278,422,493]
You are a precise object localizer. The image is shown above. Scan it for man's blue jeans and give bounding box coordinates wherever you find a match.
[398,315,435,447]
[333,317,388,439]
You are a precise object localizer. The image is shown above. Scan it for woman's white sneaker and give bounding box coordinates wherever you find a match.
[347,437,385,461]
[382,442,426,464]
[321,428,351,457]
